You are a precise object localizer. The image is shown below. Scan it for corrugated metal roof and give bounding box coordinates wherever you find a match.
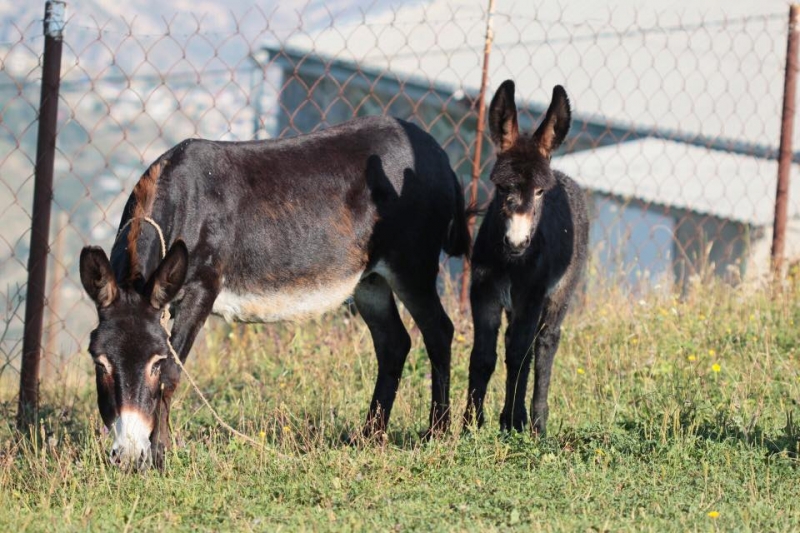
[554,137,800,226]
[285,0,795,156]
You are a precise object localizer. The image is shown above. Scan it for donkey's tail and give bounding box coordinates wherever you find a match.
[443,171,471,257]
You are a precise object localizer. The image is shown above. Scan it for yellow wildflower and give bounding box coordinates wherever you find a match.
[708,349,716,357]
[259,430,266,440]
[687,355,696,362]
[577,368,585,375]
[282,426,291,433]
[708,511,720,518]
[712,363,721,373]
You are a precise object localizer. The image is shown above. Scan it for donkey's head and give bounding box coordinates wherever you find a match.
[79,240,188,469]
[488,80,571,257]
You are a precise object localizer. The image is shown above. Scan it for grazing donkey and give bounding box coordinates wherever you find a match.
[463,81,589,436]
[79,115,469,469]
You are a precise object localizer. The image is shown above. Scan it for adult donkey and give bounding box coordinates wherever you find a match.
[80,115,469,469]
[463,81,589,436]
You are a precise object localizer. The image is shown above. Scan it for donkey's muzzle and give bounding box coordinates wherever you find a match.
[503,235,530,256]
[110,408,154,470]
[109,445,152,471]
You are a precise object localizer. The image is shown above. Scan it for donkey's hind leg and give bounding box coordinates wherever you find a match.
[354,273,412,436]
[463,274,503,430]
[390,271,455,436]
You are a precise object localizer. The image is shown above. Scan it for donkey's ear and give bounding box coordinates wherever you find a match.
[146,240,188,309]
[80,246,118,308]
[488,79,519,152]
[533,85,571,159]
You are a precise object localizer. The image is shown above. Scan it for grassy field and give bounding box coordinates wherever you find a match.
[2,280,800,531]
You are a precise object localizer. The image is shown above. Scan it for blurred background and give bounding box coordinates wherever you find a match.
[1,0,797,399]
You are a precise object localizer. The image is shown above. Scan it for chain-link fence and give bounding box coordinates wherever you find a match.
[1,2,797,414]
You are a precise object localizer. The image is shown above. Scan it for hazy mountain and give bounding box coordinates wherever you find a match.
[2,0,423,63]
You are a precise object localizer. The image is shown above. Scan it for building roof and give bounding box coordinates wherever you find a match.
[554,137,800,226]
[284,0,796,159]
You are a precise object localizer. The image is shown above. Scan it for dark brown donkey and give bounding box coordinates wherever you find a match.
[463,81,589,436]
[80,116,469,469]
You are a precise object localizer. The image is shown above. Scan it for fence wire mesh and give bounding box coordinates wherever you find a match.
[0,2,796,396]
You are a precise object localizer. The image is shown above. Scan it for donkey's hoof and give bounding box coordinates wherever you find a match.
[530,422,547,439]
[499,407,528,433]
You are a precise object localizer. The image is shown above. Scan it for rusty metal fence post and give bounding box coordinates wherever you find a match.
[771,4,799,278]
[460,0,496,310]
[17,1,66,430]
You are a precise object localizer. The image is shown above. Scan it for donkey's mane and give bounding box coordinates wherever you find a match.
[127,159,167,282]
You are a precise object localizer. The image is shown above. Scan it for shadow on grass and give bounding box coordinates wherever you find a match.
[461,408,800,467]
[612,408,800,459]
[0,399,96,441]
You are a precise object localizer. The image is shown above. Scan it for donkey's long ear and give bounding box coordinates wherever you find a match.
[146,240,188,309]
[488,79,519,152]
[533,85,571,159]
[80,246,118,308]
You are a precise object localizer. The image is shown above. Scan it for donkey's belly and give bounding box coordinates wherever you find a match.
[211,271,364,323]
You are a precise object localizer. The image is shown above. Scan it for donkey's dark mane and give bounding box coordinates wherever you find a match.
[127,159,167,284]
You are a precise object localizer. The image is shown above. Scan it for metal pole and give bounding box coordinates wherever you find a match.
[18,1,66,430]
[460,0,496,310]
[771,4,799,278]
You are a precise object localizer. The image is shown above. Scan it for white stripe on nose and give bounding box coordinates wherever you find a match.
[506,213,533,247]
[111,408,153,468]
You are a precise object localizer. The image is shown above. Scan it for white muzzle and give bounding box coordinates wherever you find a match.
[110,408,153,469]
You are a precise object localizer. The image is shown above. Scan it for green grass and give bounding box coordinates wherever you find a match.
[2,281,800,531]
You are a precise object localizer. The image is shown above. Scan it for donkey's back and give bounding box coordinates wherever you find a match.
[111,115,468,324]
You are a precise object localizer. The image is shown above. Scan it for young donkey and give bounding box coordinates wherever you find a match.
[463,81,589,435]
[80,116,469,469]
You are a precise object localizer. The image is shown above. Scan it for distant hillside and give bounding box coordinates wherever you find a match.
[1,0,416,69]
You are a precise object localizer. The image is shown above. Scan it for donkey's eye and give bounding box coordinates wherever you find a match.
[149,355,168,377]
[93,355,112,375]
[535,188,545,197]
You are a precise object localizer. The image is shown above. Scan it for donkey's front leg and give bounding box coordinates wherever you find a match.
[500,298,543,432]
[150,276,219,469]
[529,300,570,437]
